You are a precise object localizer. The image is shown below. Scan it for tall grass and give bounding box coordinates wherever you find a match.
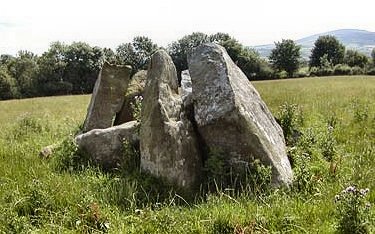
[0,76,374,233]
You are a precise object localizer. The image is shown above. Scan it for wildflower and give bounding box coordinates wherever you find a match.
[104,222,110,229]
[359,188,369,196]
[335,186,371,233]
[135,209,143,215]
[343,185,356,193]
[134,95,143,102]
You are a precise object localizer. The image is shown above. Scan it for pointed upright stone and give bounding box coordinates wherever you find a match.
[188,43,293,186]
[83,63,131,132]
[140,50,202,188]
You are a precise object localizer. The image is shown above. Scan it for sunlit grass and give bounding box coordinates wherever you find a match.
[0,76,374,233]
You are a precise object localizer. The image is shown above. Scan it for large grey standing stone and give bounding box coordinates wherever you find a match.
[140,50,202,189]
[83,62,131,132]
[75,121,139,169]
[188,43,293,186]
[114,70,147,125]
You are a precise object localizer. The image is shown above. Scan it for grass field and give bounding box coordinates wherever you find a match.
[0,76,374,233]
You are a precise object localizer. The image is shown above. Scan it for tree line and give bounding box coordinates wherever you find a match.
[1,33,375,100]
[269,36,375,77]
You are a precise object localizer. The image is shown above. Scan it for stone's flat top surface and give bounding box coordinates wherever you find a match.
[77,121,139,138]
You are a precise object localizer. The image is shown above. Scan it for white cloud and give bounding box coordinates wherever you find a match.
[1,0,375,54]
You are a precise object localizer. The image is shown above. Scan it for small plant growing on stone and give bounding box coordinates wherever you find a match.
[334,185,372,234]
[131,95,143,122]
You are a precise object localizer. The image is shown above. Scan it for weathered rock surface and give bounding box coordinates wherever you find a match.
[114,70,147,125]
[180,70,193,107]
[180,70,195,120]
[75,121,139,169]
[140,50,202,188]
[83,62,131,132]
[188,43,293,186]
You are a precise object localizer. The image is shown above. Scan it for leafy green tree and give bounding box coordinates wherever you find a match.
[36,42,69,95]
[116,36,158,73]
[319,54,333,68]
[310,35,345,67]
[269,39,301,77]
[344,50,368,68]
[318,54,334,76]
[6,51,39,97]
[0,54,15,67]
[242,49,273,79]
[220,38,243,61]
[168,32,210,76]
[37,42,67,82]
[64,42,104,93]
[0,67,18,100]
[371,48,375,65]
[221,38,273,79]
[209,32,232,44]
[36,41,104,95]
[168,33,273,80]
[102,48,117,64]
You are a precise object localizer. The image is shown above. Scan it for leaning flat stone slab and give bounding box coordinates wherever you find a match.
[188,43,293,186]
[83,62,131,132]
[75,121,139,169]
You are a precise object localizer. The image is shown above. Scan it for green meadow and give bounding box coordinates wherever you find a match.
[0,76,374,233]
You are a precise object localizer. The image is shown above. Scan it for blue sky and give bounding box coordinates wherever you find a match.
[1,0,374,55]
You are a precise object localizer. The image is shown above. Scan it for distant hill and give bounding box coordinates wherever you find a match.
[252,29,375,60]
